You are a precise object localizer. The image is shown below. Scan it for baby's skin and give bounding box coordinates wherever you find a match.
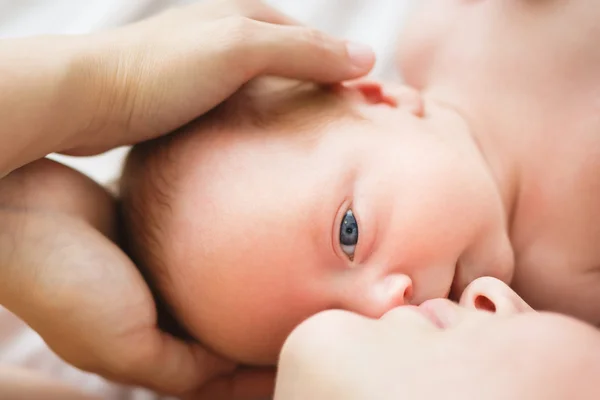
[121,0,600,364]
[399,0,600,322]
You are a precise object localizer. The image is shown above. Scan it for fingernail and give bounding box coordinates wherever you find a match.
[346,42,375,69]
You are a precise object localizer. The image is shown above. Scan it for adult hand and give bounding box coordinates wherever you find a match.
[0,159,264,396]
[0,0,375,175]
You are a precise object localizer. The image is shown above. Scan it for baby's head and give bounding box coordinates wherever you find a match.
[120,77,513,365]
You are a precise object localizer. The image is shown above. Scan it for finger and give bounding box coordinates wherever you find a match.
[109,331,235,395]
[240,0,303,25]
[187,0,302,26]
[188,368,276,400]
[225,18,375,83]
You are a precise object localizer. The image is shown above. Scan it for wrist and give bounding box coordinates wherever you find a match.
[58,29,143,156]
[0,35,106,175]
[50,34,117,155]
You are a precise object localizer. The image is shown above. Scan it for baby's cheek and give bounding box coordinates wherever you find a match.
[178,261,336,365]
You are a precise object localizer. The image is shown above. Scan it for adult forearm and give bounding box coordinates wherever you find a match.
[0,159,117,239]
[0,208,34,311]
[0,35,102,177]
[0,159,118,312]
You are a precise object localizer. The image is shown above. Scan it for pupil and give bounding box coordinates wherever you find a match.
[340,210,358,246]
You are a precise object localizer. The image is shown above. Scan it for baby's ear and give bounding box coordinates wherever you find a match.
[344,81,398,107]
[344,81,425,117]
[387,85,425,117]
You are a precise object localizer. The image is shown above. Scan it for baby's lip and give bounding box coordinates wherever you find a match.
[418,299,461,329]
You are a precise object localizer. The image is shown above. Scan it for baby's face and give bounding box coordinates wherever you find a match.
[160,80,513,364]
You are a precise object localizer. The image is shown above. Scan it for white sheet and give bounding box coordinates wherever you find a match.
[0,1,414,397]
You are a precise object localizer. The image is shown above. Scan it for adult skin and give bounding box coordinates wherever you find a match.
[276,278,600,400]
[0,0,374,178]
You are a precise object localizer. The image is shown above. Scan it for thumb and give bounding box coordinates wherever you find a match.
[224,18,375,83]
[106,330,235,395]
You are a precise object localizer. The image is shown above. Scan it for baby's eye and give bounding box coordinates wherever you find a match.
[340,209,359,261]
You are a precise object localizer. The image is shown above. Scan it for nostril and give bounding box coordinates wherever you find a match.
[403,283,414,304]
[474,295,496,312]
[381,274,413,307]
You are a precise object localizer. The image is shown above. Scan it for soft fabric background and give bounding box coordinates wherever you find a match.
[0,0,414,397]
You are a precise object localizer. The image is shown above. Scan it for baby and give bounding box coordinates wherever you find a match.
[120,0,600,365]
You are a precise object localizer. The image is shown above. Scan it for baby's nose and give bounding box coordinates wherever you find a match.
[378,273,414,307]
[459,276,533,315]
[364,273,414,318]
[340,273,414,319]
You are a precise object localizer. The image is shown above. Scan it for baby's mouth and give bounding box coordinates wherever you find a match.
[418,299,459,329]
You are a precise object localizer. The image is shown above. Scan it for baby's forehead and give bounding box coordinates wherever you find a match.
[154,81,361,246]
[167,119,348,219]
[167,88,353,171]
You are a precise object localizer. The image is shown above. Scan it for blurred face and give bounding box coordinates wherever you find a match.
[276,277,600,400]
[162,79,513,364]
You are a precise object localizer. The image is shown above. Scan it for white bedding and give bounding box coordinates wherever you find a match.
[0,1,414,397]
